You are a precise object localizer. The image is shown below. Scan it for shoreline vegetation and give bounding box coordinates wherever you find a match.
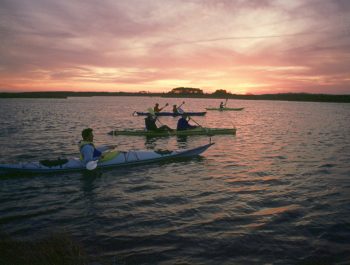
[0,231,123,265]
[0,87,350,103]
[0,232,88,265]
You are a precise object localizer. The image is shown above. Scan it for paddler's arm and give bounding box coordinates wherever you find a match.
[96,144,117,153]
[159,103,168,111]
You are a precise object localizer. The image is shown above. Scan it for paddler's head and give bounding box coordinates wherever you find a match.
[82,128,94,141]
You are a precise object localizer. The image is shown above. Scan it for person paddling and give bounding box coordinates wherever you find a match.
[154,103,168,113]
[173,101,185,114]
[172,104,179,114]
[79,128,115,165]
[177,114,198,131]
[219,101,225,109]
[145,113,173,132]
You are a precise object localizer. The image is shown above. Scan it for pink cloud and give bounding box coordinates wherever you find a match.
[1,0,350,94]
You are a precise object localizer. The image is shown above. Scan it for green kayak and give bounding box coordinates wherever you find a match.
[108,127,236,136]
[205,107,244,111]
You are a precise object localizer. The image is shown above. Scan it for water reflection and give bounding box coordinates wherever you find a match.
[144,136,158,149]
[80,170,101,194]
[176,136,188,148]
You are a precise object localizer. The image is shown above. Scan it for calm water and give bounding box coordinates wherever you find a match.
[0,97,350,265]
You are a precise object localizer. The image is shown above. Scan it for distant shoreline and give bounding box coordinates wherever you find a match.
[0,91,350,103]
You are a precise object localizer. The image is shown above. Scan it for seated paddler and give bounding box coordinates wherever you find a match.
[177,114,198,131]
[145,113,173,132]
[79,128,116,165]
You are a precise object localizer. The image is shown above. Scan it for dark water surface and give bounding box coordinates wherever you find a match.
[0,97,350,264]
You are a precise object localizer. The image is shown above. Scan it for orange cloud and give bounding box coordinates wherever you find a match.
[1,0,350,94]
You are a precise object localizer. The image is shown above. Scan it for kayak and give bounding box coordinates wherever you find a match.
[205,107,244,111]
[0,143,214,174]
[108,127,236,136]
[134,111,207,116]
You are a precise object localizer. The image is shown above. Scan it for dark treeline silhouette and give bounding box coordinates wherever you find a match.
[0,91,164,99]
[1,91,350,103]
[164,92,350,103]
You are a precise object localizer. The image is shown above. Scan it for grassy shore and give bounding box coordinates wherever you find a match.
[0,232,89,265]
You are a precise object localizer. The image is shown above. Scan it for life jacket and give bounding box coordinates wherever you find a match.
[78,141,102,159]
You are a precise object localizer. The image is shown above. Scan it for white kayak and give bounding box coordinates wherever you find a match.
[0,143,214,174]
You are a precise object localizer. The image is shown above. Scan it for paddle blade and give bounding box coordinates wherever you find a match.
[86,160,98,170]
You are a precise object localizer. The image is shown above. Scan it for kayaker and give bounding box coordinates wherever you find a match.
[79,128,115,165]
[154,103,168,113]
[177,114,198,131]
[145,113,173,132]
[172,104,179,114]
[220,101,225,109]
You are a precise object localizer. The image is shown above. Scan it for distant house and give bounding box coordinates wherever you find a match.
[169,87,204,94]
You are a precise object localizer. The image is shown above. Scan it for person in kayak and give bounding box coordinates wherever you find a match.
[172,104,179,114]
[220,101,225,109]
[177,114,198,131]
[154,103,168,113]
[145,113,173,132]
[79,128,115,165]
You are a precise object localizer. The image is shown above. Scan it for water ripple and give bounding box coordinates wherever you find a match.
[1,98,350,264]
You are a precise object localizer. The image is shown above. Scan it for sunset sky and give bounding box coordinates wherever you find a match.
[1,0,350,94]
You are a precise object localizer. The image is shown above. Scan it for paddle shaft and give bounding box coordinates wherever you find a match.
[159,103,169,111]
[155,116,164,125]
[176,103,201,127]
[177,101,185,110]
[188,116,202,127]
[86,159,99,170]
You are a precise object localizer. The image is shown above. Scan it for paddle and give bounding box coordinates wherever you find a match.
[177,101,185,110]
[178,107,202,127]
[85,145,117,170]
[188,116,202,127]
[160,103,169,111]
[86,160,98,170]
[224,98,228,107]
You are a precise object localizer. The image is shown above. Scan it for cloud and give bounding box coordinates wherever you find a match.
[0,0,350,93]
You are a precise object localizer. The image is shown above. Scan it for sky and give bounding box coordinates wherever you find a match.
[1,0,350,94]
